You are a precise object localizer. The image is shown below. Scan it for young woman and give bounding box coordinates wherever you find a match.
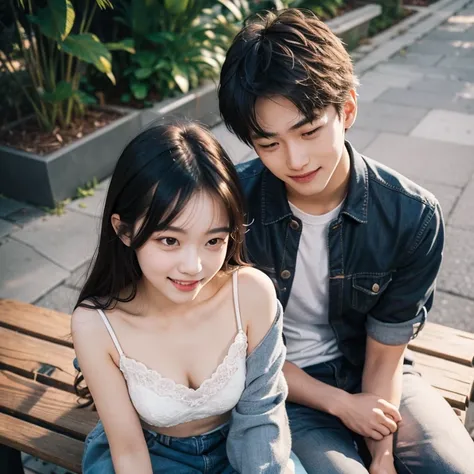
[71,120,293,473]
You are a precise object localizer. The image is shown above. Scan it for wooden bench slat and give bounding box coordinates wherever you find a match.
[408,322,474,367]
[0,299,72,347]
[413,351,474,409]
[0,326,76,391]
[0,412,83,474]
[0,370,98,440]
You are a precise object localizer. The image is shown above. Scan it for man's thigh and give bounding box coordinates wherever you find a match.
[287,401,368,474]
[394,373,474,474]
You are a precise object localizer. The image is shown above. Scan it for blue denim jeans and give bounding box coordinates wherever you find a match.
[287,356,474,474]
[82,421,237,473]
[82,420,308,473]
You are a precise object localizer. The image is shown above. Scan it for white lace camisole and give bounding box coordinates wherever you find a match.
[97,271,248,428]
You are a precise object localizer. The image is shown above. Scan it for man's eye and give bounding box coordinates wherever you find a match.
[260,142,278,149]
[159,237,178,246]
[302,127,320,137]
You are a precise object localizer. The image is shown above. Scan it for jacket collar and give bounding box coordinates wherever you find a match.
[260,141,369,225]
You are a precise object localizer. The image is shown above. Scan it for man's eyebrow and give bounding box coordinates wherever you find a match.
[289,115,319,131]
[251,115,320,139]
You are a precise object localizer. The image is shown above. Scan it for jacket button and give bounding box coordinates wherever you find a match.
[372,283,380,293]
[281,270,291,280]
[289,219,300,230]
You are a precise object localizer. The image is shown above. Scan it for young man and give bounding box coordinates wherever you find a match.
[218,8,474,474]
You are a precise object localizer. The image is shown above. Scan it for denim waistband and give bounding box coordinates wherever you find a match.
[145,421,230,453]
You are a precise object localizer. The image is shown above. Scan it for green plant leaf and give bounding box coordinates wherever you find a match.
[61,33,115,83]
[120,93,131,103]
[218,0,243,21]
[29,0,75,42]
[134,67,154,79]
[75,90,98,105]
[164,0,189,15]
[146,32,175,44]
[130,81,149,100]
[172,65,189,93]
[134,50,159,68]
[106,38,136,54]
[40,80,74,103]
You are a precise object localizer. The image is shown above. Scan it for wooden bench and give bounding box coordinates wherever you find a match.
[0,299,473,473]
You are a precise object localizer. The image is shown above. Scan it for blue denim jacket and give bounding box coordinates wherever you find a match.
[236,142,444,366]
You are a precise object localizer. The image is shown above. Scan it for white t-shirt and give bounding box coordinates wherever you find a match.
[284,200,344,368]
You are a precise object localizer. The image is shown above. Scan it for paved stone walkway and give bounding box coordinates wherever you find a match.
[1,1,474,471]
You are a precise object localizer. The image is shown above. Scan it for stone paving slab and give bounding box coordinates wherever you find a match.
[376,87,474,114]
[0,238,69,302]
[437,55,474,69]
[449,179,474,230]
[437,226,474,299]
[406,38,474,56]
[211,123,253,165]
[66,189,106,219]
[356,82,390,102]
[346,128,379,152]
[429,290,474,332]
[359,69,421,87]
[0,196,25,218]
[390,52,444,67]
[12,211,99,272]
[408,78,471,95]
[35,284,80,314]
[416,180,462,218]
[373,62,474,81]
[364,132,474,187]
[64,261,91,290]
[355,102,428,135]
[411,109,474,146]
[0,218,17,239]
[5,205,47,226]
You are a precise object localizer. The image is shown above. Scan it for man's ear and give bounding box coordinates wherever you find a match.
[343,88,358,130]
[111,213,131,247]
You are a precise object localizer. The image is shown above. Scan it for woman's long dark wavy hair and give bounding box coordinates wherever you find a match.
[74,119,248,407]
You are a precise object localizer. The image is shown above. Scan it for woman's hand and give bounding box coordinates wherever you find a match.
[334,392,401,440]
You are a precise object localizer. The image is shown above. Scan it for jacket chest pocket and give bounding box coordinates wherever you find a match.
[351,273,392,314]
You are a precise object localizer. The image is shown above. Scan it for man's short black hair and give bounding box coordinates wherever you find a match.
[219,8,358,146]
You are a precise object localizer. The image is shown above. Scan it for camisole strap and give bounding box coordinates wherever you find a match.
[96,308,125,357]
[232,271,243,332]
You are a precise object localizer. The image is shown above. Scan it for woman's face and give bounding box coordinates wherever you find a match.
[135,191,231,305]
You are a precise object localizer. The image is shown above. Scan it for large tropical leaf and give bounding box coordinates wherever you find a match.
[29,0,75,42]
[40,80,74,103]
[61,33,115,83]
[106,38,136,54]
[164,0,189,15]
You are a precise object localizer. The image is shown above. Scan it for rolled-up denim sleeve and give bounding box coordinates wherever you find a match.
[226,303,291,473]
[366,202,444,346]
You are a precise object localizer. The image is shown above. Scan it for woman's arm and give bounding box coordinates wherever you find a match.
[226,268,291,474]
[72,307,153,474]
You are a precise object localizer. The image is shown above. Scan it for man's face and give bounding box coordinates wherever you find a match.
[251,93,357,205]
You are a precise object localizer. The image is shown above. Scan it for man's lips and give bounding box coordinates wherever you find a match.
[289,168,320,183]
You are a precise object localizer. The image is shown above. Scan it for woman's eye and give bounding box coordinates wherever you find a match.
[159,237,178,246]
[207,238,223,247]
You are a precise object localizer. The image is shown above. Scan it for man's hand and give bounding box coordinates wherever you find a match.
[333,392,401,440]
[366,435,396,474]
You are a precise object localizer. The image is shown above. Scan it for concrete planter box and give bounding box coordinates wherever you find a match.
[0,82,221,208]
[139,81,220,130]
[327,4,382,50]
[0,109,143,208]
